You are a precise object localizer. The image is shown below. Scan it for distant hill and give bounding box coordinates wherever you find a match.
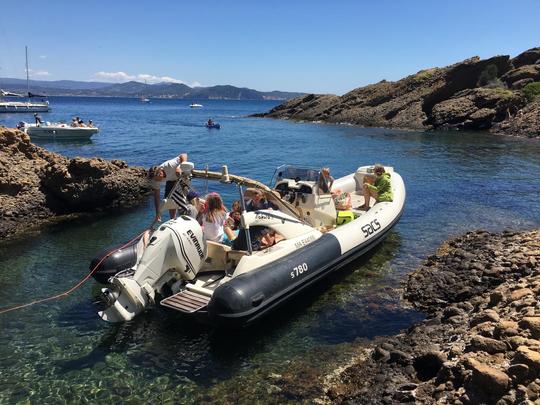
[0,78,303,100]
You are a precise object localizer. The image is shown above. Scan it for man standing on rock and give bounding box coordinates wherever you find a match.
[149,153,188,221]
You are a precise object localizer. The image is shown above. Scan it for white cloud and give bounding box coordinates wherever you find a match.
[92,71,195,85]
[39,55,47,59]
[28,69,50,77]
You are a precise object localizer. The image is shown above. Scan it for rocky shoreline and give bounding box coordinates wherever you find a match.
[320,229,540,404]
[0,127,151,240]
[255,47,540,138]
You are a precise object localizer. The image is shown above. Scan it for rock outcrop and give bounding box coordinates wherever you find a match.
[256,47,540,138]
[322,229,540,404]
[0,127,151,240]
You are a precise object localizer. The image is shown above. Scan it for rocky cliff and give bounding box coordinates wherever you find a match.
[256,47,540,138]
[0,127,151,240]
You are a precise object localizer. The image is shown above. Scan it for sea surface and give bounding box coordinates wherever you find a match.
[0,97,539,403]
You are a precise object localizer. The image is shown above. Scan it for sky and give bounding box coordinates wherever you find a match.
[0,0,539,95]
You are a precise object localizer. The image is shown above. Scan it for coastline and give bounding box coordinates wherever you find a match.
[318,229,540,404]
[0,127,151,241]
[254,47,540,139]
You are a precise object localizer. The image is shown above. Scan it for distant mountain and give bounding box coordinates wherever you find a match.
[0,77,304,100]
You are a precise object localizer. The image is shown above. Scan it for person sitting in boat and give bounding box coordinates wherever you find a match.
[34,113,43,127]
[226,200,242,230]
[245,189,278,212]
[148,153,189,221]
[360,165,393,210]
[71,117,78,127]
[207,118,214,126]
[87,120,94,128]
[317,167,334,194]
[78,117,85,127]
[201,192,237,244]
[232,226,283,251]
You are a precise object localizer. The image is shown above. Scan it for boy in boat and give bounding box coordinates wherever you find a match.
[360,165,393,210]
[148,153,188,221]
[245,189,278,211]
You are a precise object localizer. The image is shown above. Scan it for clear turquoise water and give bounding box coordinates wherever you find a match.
[0,97,539,403]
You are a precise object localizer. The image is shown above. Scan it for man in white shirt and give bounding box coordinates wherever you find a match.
[148,153,188,221]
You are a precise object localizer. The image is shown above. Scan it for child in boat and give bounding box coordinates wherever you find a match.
[201,192,236,244]
[318,167,334,194]
[186,190,203,224]
[361,165,393,210]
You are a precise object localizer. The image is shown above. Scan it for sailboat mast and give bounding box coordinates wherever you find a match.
[25,46,30,97]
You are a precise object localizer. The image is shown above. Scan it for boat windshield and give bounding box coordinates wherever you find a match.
[269,165,320,188]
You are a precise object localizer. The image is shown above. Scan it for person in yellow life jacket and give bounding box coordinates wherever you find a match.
[361,165,393,210]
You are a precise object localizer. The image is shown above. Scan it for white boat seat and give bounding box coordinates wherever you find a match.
[227,250,248,267]
[203,240,231,271]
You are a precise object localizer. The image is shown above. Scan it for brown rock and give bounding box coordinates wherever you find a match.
[470,310,500,327]
[514,346,540,372]
[519,317,540,339]
[466,358,510,395]
[468,335,508,354]
[510,288,534,302]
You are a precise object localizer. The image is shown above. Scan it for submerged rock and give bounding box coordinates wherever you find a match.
[0,127,151,240]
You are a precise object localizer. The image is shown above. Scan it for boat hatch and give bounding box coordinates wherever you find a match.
[160,290,210,313]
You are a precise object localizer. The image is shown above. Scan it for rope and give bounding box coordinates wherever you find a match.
[0,229,147,315]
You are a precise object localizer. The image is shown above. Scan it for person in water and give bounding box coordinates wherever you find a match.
[148,153,188,221]
[318,167,334,194]
[207,118,214,126]
[361,165,393,210]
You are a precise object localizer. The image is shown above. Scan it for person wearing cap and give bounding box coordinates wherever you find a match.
[148,153,188,221]
[360,165,393,210]
[186,189,203,223]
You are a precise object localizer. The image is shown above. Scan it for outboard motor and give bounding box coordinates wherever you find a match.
[98,216,206,323]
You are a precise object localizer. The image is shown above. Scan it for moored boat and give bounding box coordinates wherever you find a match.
[189,103,203,108]
[18,121,99,140]
[92,163,405,325]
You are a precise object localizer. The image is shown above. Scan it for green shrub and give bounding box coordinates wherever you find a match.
[523,82,540,101]
[477,64,499,87]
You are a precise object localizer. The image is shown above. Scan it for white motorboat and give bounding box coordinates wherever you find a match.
[0,47,51,113]
[92,163,405,325]
[189,103,203,108]
[140,97,150,103]
[0,99,50,113]
[18,122,99,140]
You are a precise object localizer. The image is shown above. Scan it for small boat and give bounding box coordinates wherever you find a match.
[92,163,405,325]
[189,103,203,108]
[0,47,50,113]
[140,97,150,103]
[205,122,221,129]
[18,121,99,140]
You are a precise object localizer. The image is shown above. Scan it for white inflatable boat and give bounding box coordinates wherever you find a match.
[93,163,405,325]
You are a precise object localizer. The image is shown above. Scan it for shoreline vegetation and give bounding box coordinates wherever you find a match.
[254,47,540,139]
[0,128,150,241]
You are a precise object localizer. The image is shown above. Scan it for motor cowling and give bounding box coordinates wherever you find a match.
[98,216,206,322]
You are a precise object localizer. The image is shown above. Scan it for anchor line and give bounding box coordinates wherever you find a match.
[0,229,148,315]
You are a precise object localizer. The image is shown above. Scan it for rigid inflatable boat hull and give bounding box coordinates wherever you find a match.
[90,239,139,284]
[207,211,401,326]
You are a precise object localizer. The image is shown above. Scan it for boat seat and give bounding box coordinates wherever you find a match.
[203,240,231,271]
[227,250,248,267]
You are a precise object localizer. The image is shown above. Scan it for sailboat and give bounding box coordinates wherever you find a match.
[139,80,150,103]
[0,46,50,113]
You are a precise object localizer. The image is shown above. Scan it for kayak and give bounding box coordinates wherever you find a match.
[205,123,221,129]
